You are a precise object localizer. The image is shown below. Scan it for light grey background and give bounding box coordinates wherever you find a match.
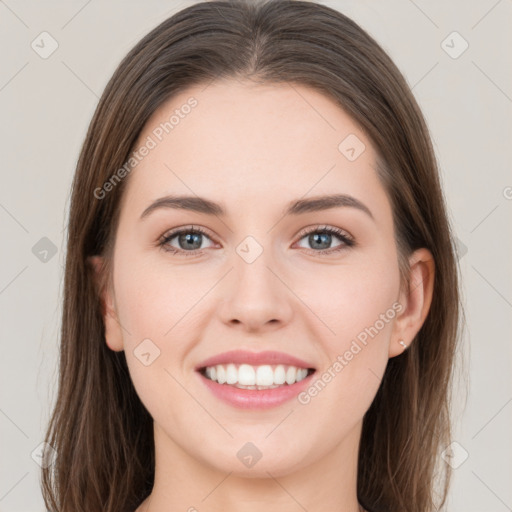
[1,1,511,511]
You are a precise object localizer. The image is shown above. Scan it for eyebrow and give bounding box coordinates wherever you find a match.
[140,193,374,221]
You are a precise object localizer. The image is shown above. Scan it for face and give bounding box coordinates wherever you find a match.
[94,79,431,478]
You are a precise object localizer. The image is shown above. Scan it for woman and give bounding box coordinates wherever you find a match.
[41,1,462,511]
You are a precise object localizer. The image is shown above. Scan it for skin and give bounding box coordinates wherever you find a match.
[90,79,434,512]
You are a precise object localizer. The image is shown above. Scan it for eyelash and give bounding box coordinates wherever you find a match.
[158,224,355,257]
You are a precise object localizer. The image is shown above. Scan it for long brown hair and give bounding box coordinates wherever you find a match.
[41,1,463,511]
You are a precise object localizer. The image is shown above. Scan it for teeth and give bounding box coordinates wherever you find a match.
[239,364,256,385]
[226,364,237,385]
[256,365,274,386]
[274,365,286,385]
[216,365,226,384]
[202,363,311,387]
[286,366,296,385]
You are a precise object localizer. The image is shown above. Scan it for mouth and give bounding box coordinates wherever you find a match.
[195,350,317,409]
[198,363,316,390]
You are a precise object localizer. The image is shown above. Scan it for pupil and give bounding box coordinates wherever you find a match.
[180,232,201,250]
[310,232,331,250]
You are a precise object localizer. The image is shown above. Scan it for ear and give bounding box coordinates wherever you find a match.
[88,255,124,352]
[389,248,435,358]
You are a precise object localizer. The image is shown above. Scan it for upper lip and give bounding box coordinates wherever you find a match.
[195,350,316,371]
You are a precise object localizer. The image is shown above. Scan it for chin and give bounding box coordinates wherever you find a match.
[199,446,312,479]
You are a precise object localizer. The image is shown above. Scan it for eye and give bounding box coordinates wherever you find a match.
[158,224,355,257]
[294,225,355,255]
[159,225,216,256]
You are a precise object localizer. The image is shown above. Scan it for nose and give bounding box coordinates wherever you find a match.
[217,250,294,333]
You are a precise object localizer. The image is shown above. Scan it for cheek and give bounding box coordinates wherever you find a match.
[298,254,400,347]
[111,251,208,401]
[294,258,399,425]
[112,257,200,430]
[113,248,211,343]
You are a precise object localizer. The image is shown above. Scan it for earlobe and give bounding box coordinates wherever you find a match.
[389,248,435,358]
[87,255,125,352]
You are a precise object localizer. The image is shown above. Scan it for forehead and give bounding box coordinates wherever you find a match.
[123,79,389,221]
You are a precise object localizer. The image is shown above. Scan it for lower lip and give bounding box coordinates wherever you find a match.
[197,371,315,409]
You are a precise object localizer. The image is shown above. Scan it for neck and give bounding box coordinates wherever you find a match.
[136,421,364,512]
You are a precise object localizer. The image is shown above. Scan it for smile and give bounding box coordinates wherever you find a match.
[200,363,314,389]
[195,350,317,409]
